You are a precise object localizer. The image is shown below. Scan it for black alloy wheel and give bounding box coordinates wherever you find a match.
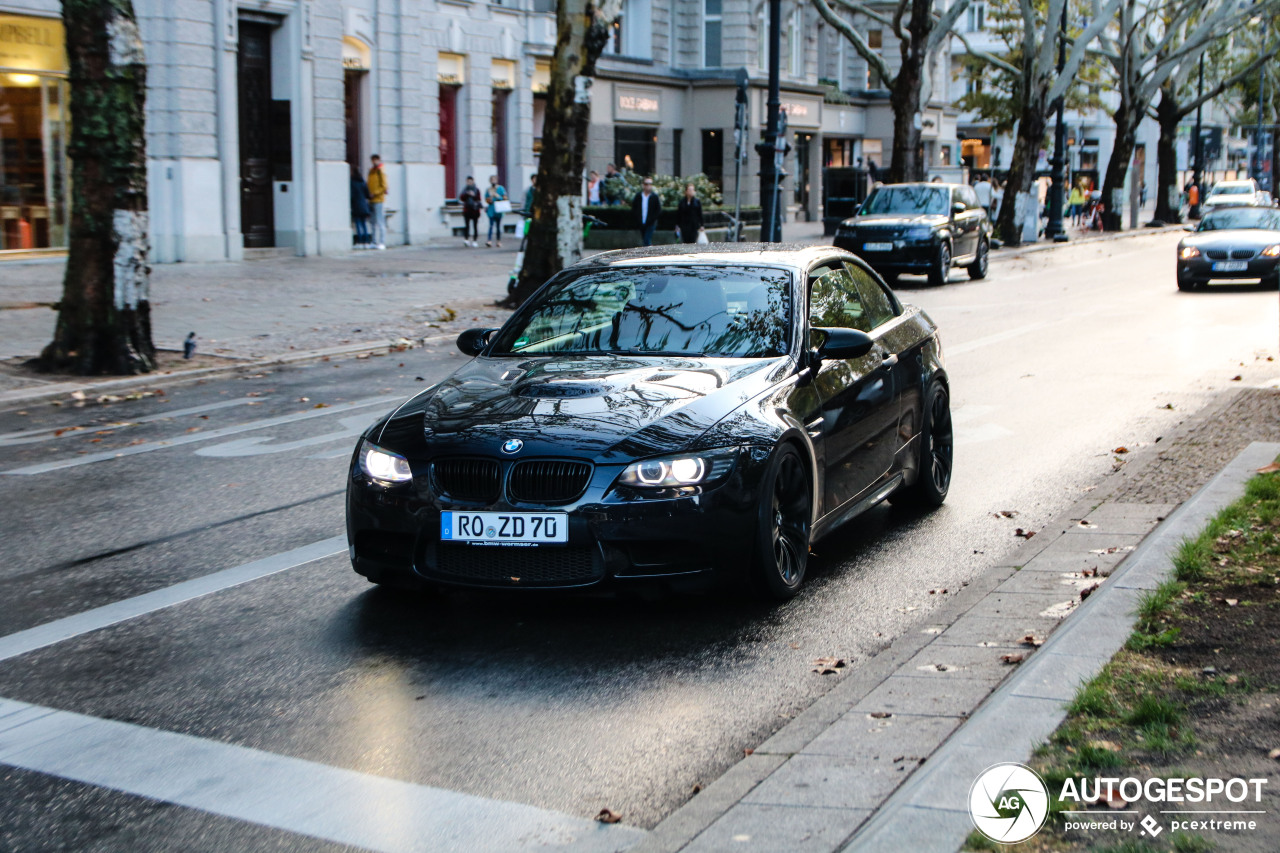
[891,380,953,508]
[753,444,812,600]
[967,237,989,280]
[928,242,951,287]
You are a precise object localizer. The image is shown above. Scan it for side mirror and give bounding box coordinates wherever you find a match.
[813,327,874,360]
[851,203,861,216]
[952,201,966,215]
[457,328,497,356]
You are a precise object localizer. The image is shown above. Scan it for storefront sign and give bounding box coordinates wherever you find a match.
[0,14,66,73]
[615,87,661,122]
[532,60,550,94]
[342,37,370,71]
[437,52,465,86]
[491,59,516,91]
[758,93,821,129]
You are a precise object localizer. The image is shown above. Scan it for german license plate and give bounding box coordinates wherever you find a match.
[441,511,568,544]
[863,242,893,252]
[1212,260,1248,272]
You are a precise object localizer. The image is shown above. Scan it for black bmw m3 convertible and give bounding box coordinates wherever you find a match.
[346,244,952,599]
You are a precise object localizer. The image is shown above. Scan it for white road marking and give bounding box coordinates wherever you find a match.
[0,398,271,446]
[0,395,401,475]
[0,697,642,853]
[0,537,345,663]
[196,414,372,457]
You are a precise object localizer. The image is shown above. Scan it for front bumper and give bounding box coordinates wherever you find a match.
[345,447,770,591]
[1178,255,1279,283]
[833,234,938,272]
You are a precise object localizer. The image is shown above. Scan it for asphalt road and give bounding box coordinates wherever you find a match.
[1,231,1278,851]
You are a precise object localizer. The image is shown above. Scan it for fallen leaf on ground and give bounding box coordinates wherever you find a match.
[812,657,846,674]
[1000,653,1024,665]
[1113,446,1129,454]
[1258,462,1280,474]
[1089,740,1122,752]
[1231,375,1243,381]
[595,808,622,824]
[1014,528,1036,539]
[1021,635,1045,647]
[868,712,892,719]
[1269,748,1280,760]
[1080,583,1100,600]
[744,748,754,755]
[691,784,702,794]
[1225,598,1239,607]
[313,403,329,409]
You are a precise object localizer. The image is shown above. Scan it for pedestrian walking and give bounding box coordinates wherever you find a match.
[632,177,661,247]
[1067,183,1085,226]
[524,174,538,214]
[350,165,372,249]
[485,175,509,247]
[991,178,1004,221]
[675,183,704,244]
[459,176,482,247]
[367,154,388,250]
[586,170,602,205]
[867,158,879,182]
[603,163,623,205]
[973,173,993,216]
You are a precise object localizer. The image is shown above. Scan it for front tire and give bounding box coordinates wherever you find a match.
[892,380,953,508]
[928,242,951,287]
[751,444,812,600]
[967,238,989,280]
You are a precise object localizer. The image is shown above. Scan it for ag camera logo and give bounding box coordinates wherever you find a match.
[969,762,1051,844]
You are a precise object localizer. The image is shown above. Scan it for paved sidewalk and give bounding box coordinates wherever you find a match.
[635,387,1280,853]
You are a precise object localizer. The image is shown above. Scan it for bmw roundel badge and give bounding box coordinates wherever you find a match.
[501,438,524,454]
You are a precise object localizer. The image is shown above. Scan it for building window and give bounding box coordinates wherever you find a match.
[615,126,657,176]
[613,0,652,59]
[757,10,768,71]
[701,129,723,187]
[673,128,683,177]
[704,0,722,67]
[966,2,985,32]
[786,8,803,77]
[868,29,881,49]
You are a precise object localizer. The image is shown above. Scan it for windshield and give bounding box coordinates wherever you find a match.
[1197,209,1280,231]
[489,265,793,358]
[1208,184,1253,196]
[860,185,950,216]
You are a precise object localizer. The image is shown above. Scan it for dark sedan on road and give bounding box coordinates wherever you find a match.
[346,245,951,599]
[833,182,992,286]
[1176,207,1280,291]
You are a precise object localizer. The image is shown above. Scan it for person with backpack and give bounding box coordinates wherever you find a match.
[459,176,482,247]
[349,165,372,250]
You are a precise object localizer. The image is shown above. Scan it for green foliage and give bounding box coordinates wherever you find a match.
[1169,831,1214,853]
[607,172,724,207]
[1134,579,1185,634]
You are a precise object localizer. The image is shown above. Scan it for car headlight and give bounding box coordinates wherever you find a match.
[904,226,933,240]
[1179,246,1200,259]
[1262,244,1280,258]
[359,440,413,484]
[618,448,739,489]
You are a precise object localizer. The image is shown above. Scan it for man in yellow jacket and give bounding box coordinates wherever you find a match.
[367,154,388,250]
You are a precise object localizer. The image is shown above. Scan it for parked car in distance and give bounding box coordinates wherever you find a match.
[1201,179,1271,214]
[346,244,951,601]
[1176,207,1280,291]
[833,182,992,287]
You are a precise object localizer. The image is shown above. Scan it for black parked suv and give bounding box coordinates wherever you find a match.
[833,182,992,286]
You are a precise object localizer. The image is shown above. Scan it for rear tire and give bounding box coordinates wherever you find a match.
[928,242,951,287]
[891,380,953,508]
[967,238,990,280]
[751,444,812,600]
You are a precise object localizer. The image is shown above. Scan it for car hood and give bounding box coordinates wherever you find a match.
[374,354,792,462]
[1181,229,1280,250]
[845,213,947,228]
[1203,197,1258,207]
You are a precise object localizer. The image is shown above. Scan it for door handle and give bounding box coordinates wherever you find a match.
[881,352,898,368]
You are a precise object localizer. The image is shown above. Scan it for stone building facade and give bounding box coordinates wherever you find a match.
[0,0,957,263]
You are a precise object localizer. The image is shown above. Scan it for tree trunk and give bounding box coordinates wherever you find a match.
[41,0,154,375]
[888,64,923,183]
[997,102,1046,248]
[1153,91,1182,224]
[887,0,932,183]
[504,0,619,308]
[1100,103,1138,233]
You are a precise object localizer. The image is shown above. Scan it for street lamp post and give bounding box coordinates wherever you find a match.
[1046,2,1069,242]
[1256,61,1268,185]
[1191,53,1204,219]
[756,0,783,242]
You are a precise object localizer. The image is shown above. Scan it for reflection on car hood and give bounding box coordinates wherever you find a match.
[846,213,947,229]
[375,354,791,462]
[1181,229,1280,250]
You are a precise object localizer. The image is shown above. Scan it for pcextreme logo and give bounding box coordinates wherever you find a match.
[968,763,1051,844]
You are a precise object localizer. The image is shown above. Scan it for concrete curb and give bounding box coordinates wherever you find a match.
[0,335,461,409]
[842,441,1280,853]
[992,222,1186,261]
